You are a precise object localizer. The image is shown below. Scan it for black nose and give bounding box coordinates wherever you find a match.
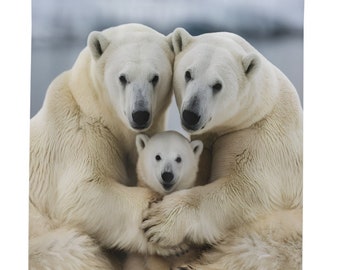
[161,172,174,183]
[182,110,200,126]
[132,110,150,127]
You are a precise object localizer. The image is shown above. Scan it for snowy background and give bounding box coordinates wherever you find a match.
[31,0,303,132]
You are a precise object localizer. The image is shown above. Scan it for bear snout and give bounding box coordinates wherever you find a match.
[131,110,150,129]
[182,109,201,129]
[161,171,174,183]
[161,171,175,191]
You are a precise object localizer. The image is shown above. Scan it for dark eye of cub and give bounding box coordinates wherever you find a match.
[185,70,192,82]
[155,155,161,161]
[175,157,182,163]
[212,82,222,94]
[150,75,159,87]
[119,75,127,86]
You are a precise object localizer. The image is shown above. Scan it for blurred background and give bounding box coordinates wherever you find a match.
[31,0,303,132]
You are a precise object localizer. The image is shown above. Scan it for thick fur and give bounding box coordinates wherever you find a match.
[141,28,303,269]
[29,24,178,269]
[179,209,302,270]
[124,131,203,270]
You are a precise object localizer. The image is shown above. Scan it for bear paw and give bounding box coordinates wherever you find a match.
[141,190,191,247]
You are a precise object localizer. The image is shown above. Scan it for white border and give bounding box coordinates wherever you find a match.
[0,1,30,268]
[304,0,340,268]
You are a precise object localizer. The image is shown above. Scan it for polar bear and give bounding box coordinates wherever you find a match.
[141,28,303,269]
[29,24,183,269]
[124,131,204,270]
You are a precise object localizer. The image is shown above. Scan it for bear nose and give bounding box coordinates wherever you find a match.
[161,172,174,183]
[182,110,200,126]
[132,110,150,127]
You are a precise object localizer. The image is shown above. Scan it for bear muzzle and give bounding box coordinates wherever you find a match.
[131,110,151,130]
[182,109,201,131]
[161,171,175,191]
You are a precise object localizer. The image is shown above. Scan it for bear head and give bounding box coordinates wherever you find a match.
[87,24,174,131]
[136,131,203,194]
[171,27,265,135]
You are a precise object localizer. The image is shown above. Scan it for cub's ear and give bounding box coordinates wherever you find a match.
[136,134,150,153]
[242,53,260,77]
[190,140,203,158]
[87,31,110,59]
[171,27,193,55]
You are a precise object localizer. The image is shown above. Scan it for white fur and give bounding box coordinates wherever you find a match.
[29,24,177,269]
[142,28,303,270]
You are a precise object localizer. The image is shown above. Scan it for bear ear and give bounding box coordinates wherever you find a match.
[171,27,193,55]
[242,53,260,77]
[136,134,150,153]
[190,140,203,158]
[165,33,175,53]
[87,31,110,59]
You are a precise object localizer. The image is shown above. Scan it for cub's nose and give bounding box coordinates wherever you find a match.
[161,171,174,183]
[182,110,200,126]
[132,110,150,127]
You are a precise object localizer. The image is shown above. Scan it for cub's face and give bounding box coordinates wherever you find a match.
[136,132,203,195]
[172,28,260,134]
[88,25,174,131]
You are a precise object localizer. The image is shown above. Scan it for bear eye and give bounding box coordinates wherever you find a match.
[212,82,222,94]
[175,157,182,163]
[119,75,128,86]
[155,154,161,161]
[185,70,192,82]
[150,75,159,87]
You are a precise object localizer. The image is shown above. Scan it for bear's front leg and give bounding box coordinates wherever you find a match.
[58,174,188,257]
[141,179,232,248]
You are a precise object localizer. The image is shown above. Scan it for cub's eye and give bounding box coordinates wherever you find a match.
[150,75,159,87]
[155,155,161,161]
[212,82,222,94]
[175,157,182,163]
[119,75,128,86]
[185,70,192,82]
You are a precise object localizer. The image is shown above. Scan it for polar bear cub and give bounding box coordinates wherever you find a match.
[136,131,203,195]
[123,131,203,270]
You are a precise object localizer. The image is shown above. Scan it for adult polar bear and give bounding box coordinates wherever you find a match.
[29,24,182,269]
[142,28,303,269]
